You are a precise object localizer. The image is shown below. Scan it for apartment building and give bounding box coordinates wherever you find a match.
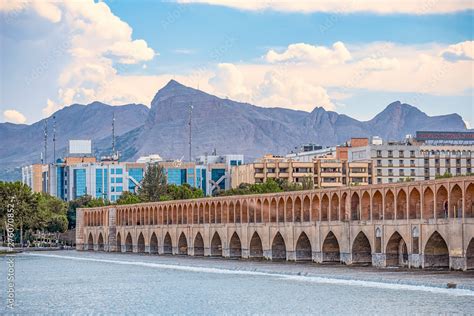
[348,132,474,184]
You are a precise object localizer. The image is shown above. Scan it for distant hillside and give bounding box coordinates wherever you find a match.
[0,80,467,181]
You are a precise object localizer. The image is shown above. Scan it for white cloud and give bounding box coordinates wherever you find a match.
[178,0,473,14]
[356,57,400,71]
[441,41,474,62]
[1,0,156,115]
[265,42,351,65]
[209,63,251,100]
[3,109,27,124]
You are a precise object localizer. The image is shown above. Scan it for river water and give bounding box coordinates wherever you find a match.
[1,251,473,314]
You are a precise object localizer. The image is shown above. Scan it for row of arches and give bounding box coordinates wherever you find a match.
[84,209,107,227]
[89,182,472,228]
[86,230,474,269]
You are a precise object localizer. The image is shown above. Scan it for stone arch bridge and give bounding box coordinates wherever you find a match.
[77,176,474,270]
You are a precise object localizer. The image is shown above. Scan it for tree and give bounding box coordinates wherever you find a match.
[67,195,93,229]
[166,183,204,200]
[138,164,167,202]
[116,191,142,205]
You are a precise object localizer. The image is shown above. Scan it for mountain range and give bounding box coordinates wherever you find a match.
[0,80,468,181]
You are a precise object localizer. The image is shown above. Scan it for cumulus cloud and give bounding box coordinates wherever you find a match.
[178,0,473,14]
[209,63,251,100]
[265,42,351,65]
[441,41,474,62]
[3,109,27,124]
[1,0,156,116]
[356,57,400,71]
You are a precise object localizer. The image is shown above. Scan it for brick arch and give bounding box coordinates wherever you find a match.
[276,197,284,223]
[352,231,372,265]
[285,196,293,222]
[137,232,145,253]
[303,195,311,222]
[396,189,407,220]
[229,232,242,258]
[311,194,320,222]
[178,232,188,255]
[361,191,370,221]
[226,201,234,223]
[263,198,270,223]
[450,184,462,218]
[163,232,172,254]
[371,190,383,221]
[294,196,302,222]
[409,188,421,219]
[424,231,449,268]
[249,231,263,259]
[423,187,435,219]
[330,193,339,221]
[150,232,158,254]
[256,198,263,223]
[385,231,408,267]
[321,194,329,221]
[87,232,94,250]
[217,201,223,223]
[198,202,204,224]
[237,200,244,223]
[271,231,287,261]
[322,231,340,263]
[211,232,223,257]
[351,192,360,220]
[467,238,474,270]
[210,202,216,224]
[465,183,474,218]
[269,198,277,222]
[193,232,204,256]
[340,192,347,221]
[116,232,122,252]
[436,185,448,219]
[204,202,210,224]
[125,232,133,252]
[295,231,312,261]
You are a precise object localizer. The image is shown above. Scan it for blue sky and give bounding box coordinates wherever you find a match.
[0,1,473,126]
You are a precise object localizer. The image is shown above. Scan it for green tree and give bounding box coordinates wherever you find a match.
[167,183,204,200]
[116,191,142,205]
[138,164,167,202]
[67,195,93,229]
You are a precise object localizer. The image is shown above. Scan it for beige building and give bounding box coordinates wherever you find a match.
[230,154,372,189]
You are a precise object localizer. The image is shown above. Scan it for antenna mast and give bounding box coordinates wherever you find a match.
[53,115,56,163]
[43,119,48,164]
[188,105,193,162]
[112,112,116,157]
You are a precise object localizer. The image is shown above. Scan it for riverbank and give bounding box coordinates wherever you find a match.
[25,250,474,292]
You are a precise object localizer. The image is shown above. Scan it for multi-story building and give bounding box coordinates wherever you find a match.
[21,163,48,193]
[231,152,372,189]
[349,131,474,184]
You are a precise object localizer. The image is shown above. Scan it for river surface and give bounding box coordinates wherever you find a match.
[1,250,474,314]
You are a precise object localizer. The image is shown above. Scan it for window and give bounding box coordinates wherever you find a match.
[111,178,115,183]
[376,150,382,158]
[116,186,123,192]
[111,169,115,174]
[399,160,404,166]
[410,150,415,158]
[116,177,123,183]
[410,160,415,167]
[388,150,393,157]
[377,178,382,184]
[388,178,393,183]
[399,169,405,176]
[388,159,393,167]
[399,150,404,157]
[116,168,123,175]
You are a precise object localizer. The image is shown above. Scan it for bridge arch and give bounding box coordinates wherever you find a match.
[450,184,462,218]
[229,232,242,258]
[150,232,158,254]
[277,198,285,222]
[424,231,449,268]
[303,196,310,222]
[467,239,474,270]
[321,194,329,221]
[351,192,360,220]
[322,231,340,263]
[263,199,270,223]
[249,232,263,259]
[194,232,204,256]
[294,197,302,222]
[436,185,448,219]
[409,188,421,219]
[285,197,293,222]
[295,232,312,261]
[361,191,370,220]
[352,231,372,265]
[163,232,172,255]
[384,189,395,220]
[271,232,286,261]
[423,187,435,219]
[125,232,133,252]
[116,232,122,252]
[311,194,320,222]
[330,193,339,221]
[211,232,223,257]
[372,190,383,220]
[340,192,347,220]
[270,198,277,222]
[178,232,188,255]
[466,183,474,218]
[396,189,407,220]
[137,233,145,253]
[87,233,93,251]
[385,231,408,267]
